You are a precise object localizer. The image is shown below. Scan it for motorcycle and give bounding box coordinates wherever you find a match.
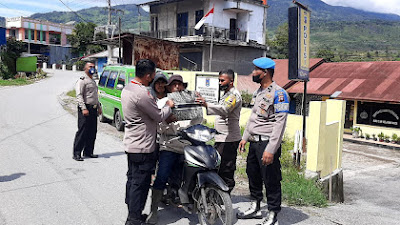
[173,124,234,225]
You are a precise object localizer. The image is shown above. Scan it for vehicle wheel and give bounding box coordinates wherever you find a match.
[197,187,233,225]
[98,105,108,123]
[114,110,124,131]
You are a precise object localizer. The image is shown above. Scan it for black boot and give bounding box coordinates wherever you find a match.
[236,200,262,219]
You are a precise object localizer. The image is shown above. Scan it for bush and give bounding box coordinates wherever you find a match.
[241,90,253,107]
[74,60,86,71]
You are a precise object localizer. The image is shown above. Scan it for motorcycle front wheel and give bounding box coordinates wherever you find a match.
[197,187,233,225]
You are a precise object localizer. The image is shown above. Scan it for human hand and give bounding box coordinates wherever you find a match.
[262,151,274,166]
[195,96,207,107]
[97,107,102,116]
[238,140,247,153]
[166,100,175,108]
[82,109,89,116]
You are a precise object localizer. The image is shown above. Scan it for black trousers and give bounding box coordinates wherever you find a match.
[73,105,98,157]
[125,152,157,220]
[215,141,240,192]
[246,140,282,213]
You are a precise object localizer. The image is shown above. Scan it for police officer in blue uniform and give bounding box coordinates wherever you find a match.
[237,57,290,225]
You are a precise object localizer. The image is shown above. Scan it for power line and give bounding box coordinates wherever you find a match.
[58,0,89,23]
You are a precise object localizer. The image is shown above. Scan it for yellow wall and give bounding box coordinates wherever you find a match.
[305,100,346,178]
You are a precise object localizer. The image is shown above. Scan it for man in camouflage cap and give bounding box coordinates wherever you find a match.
[237,57,290,225]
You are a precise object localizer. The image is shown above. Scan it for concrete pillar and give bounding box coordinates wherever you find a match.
[326,99,346,169]
[43,62,47,69]
[62,64,66,71]
[306,101,327,174]
[72,65,77,72]
[52,64,56,70]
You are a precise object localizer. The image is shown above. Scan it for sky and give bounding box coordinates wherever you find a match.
[1,0,400,18]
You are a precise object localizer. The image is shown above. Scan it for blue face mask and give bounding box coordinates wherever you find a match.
[88,68,95,75]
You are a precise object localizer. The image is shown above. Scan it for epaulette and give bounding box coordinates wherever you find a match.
[80,76,85,80]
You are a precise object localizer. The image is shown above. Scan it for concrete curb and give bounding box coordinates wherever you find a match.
[344,137,400,151]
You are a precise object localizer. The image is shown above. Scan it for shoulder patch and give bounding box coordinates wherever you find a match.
[274,89,289,113]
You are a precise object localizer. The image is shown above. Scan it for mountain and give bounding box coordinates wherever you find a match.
[30,4,150,31]
[30,1,400,61]
[267,0,400,31]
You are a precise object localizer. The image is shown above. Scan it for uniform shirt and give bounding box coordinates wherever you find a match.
[121,80,172,154]
[242,82,290,155]
[206,87,242,142]
[75,73,99,110]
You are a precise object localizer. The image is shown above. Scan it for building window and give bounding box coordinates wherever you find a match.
[195,10,204,35]
[177,12,188,37]
[25,29,34,40]
[49,33,61,45]
[357,101,400,128]
[9,29,18,38]
[41,31,46,42]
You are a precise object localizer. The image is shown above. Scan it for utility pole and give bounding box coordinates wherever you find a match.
[107,0,113,64]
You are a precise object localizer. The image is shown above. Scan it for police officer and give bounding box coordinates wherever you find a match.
[197,69,242,193]
[121,59,174,225]
[237,57,290,225]
[72,62,101,161]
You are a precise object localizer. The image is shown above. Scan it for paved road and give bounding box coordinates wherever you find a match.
[1,70,400,225]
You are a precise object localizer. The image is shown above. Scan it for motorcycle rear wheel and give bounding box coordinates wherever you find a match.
[197,187,233,225]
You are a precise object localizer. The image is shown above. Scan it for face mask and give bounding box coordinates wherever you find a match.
[219,84,229,91]
[252,74,262,83]
[88,68,95,75]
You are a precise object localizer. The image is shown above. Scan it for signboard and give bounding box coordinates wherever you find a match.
[195,74,219,103]
[357,101,400,128]
[288,6,311,81]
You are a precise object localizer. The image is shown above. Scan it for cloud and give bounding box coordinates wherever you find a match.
[0,7,34,17]
[322,0,400,16]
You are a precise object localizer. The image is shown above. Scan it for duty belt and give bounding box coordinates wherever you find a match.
[248,134,270,142]
[85,104,97,109]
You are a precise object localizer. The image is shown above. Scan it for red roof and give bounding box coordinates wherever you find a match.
[237,58,324,93]
[288,61,400,103]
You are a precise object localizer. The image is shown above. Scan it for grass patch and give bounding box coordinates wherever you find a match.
[0,78,33,86]
[67,89,76,98]
[282,167,328,207]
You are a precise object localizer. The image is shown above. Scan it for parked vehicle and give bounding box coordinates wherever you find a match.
[97,65,167,131]
[175,124,233,225]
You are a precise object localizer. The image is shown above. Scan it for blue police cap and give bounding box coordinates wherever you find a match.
[252,57,275,69]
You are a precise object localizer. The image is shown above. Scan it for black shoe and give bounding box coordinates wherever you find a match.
[73,155,84,161]
[84,154,98,158]
[237,201,262,219]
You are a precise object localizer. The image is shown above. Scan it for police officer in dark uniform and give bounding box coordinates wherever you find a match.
[72,62,101,161]
[237,57,290,225]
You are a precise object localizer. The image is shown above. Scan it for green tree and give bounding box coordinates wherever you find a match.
[67,22,106,56]
[267,23,289,59]
[316,47,335,62]
[0,38,27,79]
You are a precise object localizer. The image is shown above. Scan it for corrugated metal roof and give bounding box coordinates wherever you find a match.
[237,58,324,93]
[288,61,400,103]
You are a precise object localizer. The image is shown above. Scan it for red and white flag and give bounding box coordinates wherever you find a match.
[194,6,214,30]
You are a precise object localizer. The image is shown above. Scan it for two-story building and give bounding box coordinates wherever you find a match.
[142,0,269,74]
[5,17,74,64]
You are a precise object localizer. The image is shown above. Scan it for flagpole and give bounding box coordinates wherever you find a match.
[209,5,214,72]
